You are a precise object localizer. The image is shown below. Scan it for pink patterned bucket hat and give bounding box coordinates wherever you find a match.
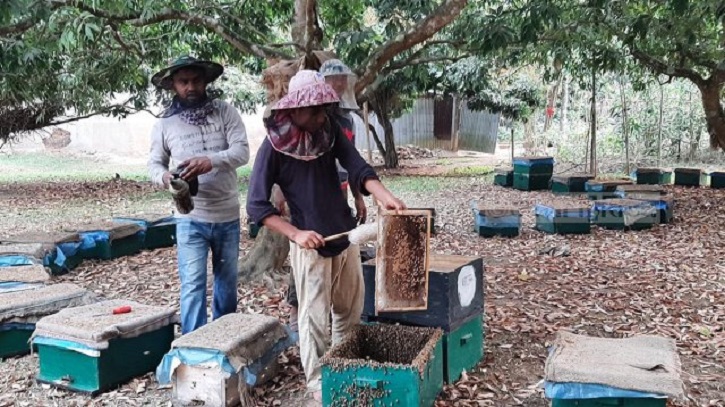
[272,70,340,110]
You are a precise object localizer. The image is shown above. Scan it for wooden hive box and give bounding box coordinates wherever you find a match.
[375,209,432,313]
[707,171,725,189]
[0,283,95,359]
[674,167,704,186]
[493,167,514,187]
[473,204,521,237]
[550,173,594,194]
[113,214,177,250]
[635,167,673,185]
[513,156,555,175]
[513,172,552,191]
[534,202,592,235]
[632,196,675,224]
[32,299,177,394]
[320,324,444,406]
[2,231,84,275]
[157,313,293,407]
[63,222,144,260]
[592,199,658,230]
[585,179,634,200]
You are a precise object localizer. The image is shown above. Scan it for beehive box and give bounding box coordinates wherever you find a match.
[32,299,177,394]
[550,173,594,194]
[585,180,634,200]
[375,209,432,313]
[0,242,56,268]
[513,172,552,191]
[0,283,95,359]
[473,204,520,237]
[614,184,666,199]
[440,315,483,384]
[592,199,658,230]
[114,214,176,250]
[493,167,514,187]
[158,313,293,407]
[707,171,725,189]
[674,168,703,186]
[362,255,484,331]
[513,156,555,175]
[2,232,84,275]
[64,222,144,260]
[0,264,50,284]
[320,324,444,406]
[633,196,674,224]
[534,203,591,235]
[635,167,673,185]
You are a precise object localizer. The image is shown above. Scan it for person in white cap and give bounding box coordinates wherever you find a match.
[247,70,405,402]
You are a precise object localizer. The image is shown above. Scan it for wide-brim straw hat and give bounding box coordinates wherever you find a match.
[151,55,224,90]
[272,70,339,111]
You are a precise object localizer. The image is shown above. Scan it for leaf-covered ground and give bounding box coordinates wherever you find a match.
[1,175,724,406]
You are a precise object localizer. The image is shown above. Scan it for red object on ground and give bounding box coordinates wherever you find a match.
[112,306,132,315]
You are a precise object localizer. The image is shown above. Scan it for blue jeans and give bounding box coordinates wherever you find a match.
[176,218,240,334]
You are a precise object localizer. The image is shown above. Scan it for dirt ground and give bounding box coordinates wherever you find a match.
[1,156,724,406]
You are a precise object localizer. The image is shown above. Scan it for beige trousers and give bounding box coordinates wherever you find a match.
[290,243,364,392]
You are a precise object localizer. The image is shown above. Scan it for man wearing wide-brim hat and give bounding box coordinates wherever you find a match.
[148,55,250,334]
[246,70,406,402]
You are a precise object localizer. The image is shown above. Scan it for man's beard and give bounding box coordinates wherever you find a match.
[178,92,208,108]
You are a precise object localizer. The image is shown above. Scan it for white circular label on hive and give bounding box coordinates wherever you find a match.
[458,266,476,307]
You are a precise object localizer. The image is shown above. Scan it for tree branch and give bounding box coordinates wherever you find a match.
[384,54,471,73]
[630,48,705,85]
[46,0,292,59]
[354,0,468,94]
[0,3,62,35]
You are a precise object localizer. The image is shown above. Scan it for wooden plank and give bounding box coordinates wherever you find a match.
[375,208,432,313]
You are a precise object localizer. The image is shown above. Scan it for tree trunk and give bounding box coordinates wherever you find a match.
[379,109,398,169]
[544,73,562,132]
[657,82,664,166]
[292,0,323,61]
[698,78,725,150]
[619,78,630,175]
[589,68,597,177]
[510,126,515,164]
[560,76,569,133]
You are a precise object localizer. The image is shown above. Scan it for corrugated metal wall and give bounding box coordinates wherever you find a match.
[354,96,500,153]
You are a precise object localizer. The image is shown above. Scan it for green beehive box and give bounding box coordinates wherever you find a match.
[550,174,594,194]
[552,398,666,407]
[632,196,674,224]
[614,184,666,198]
[33,300,177,395]
[66,222,144,260]
[513,156,555,175]
[592,199,658,230]
[585,180,634,200]
[1,232,84,275]
[321,324,444,406]
[708,171,725,189]
[513,173,552,191]
[673,168,703,186]
[473,205,520,237]
[0,283,95,359]
[635,168,672,185]
[441,315,483,384]
[493,167,514,187]
[114,214,177,250]
[534,203,591,235]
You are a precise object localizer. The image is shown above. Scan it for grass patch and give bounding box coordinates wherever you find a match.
[380,175,447,194]
[443,165,494,177]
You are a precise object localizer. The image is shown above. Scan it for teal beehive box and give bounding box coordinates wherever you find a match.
[493,167,514,187]
[513,156,554,175]
[585,179,634,200]
[33,299,177,395]
[320,324,444,406]
[674,167,703,186]
[1,232,84,275]
[635,167,673,185]
[64,222,144,260]
[114,214,177,250]
[707,171,725,189]
[550,173,594,194]
[534,202,591,234]
[592,199,658,230]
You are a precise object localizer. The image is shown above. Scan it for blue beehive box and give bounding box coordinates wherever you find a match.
[64,222,145,260]
[585,180,634,200]
[1,232,84,275]
[472,202,520,237]
[534,203,591,234]
[592,199,658,230]
[114,214,177,250]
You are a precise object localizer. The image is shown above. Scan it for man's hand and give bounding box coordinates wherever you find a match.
[179,157,213,180]
[354,195,367,224]
[291,230,325,250]
[162,171,173,188]
[380,195,406,211]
